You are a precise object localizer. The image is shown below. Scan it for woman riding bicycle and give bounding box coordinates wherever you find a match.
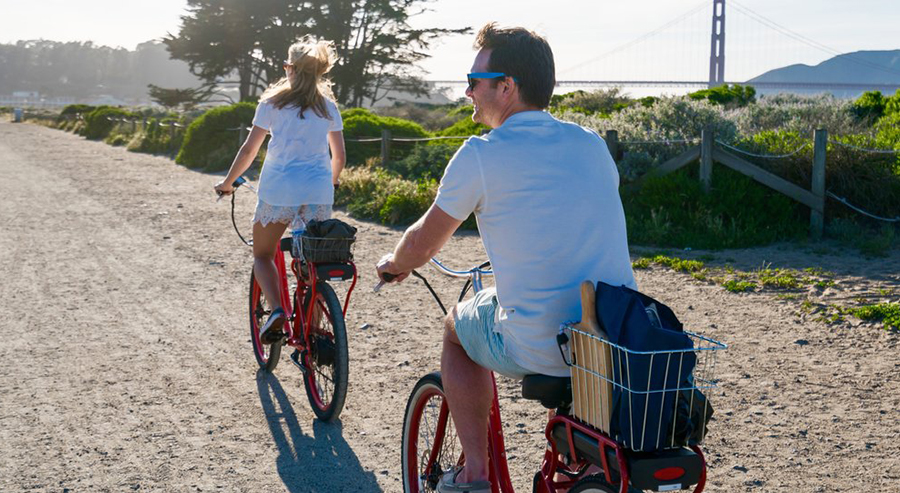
[215,37,346,344]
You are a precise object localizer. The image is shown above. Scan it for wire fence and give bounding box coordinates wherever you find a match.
[715,140,810,159]
[826,191,900,222]
[828,140,900,154]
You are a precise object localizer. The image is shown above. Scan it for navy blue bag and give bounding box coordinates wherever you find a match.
[594,282,696,451]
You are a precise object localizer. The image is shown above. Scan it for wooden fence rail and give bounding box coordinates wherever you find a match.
[621,126,828,240]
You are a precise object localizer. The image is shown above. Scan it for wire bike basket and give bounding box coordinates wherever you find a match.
[564,324,726,452]
[294,235,356,263]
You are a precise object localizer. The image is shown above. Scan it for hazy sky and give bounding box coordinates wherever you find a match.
[3,0,899,83]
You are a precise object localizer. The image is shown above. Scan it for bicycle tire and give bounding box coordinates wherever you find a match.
[301,281,348,422]
[401,372,464,493]
[566,475,618,493]
[250,268,282,372]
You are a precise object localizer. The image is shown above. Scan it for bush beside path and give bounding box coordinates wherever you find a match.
[1,122,898,492]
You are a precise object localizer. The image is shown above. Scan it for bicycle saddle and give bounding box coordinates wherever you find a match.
[521,374,572,409]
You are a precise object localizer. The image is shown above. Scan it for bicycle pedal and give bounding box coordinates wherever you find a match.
[290,349,309,373]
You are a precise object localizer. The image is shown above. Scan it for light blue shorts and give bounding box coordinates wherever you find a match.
[454,287,531,380]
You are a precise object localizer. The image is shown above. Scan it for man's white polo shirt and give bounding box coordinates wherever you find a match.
[435,110,637,377]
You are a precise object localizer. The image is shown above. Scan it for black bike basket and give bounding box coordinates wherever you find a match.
[296,219,357,263]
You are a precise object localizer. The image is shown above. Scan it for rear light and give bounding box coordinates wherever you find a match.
[328,269,345,277]
[653,467,685,481]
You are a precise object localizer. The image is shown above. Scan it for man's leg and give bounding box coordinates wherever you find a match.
[441,308,493,484]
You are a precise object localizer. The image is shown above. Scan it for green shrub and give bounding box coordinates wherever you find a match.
[59,104,95,119]
[334,167,433,225]
[107,133,130,146]
[335,166,475,228]
[176,102,256,170]
[688,84,756,107]
[127,117,185,156]
[379,179,438,225]
[435,112,488,138]
[341,108,430,166]
[724,128,900,239]
[387,142,458,181]
[852,91,887,121]
[623,165,806,249]
[884,89,900,117]
[589,97,738,181]
[373,102,468,132]
[827,218,897,257]
[82,107,135,140]
[551,88,633,116]
[731,93,865,137]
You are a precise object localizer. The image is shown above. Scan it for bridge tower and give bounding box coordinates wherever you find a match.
[708,0,726,87]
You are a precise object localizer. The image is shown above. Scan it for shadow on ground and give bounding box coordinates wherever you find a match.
[257,371,382,493]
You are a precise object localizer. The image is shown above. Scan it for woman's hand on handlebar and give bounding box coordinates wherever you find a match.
[214,180,234,198]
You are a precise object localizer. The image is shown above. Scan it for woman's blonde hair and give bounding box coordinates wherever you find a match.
[261,37,337,119]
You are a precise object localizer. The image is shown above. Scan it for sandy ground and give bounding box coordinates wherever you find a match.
[1,121,898,492]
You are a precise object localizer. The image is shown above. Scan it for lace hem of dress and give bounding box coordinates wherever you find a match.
[252,201,333,228]
[253,202,297,227]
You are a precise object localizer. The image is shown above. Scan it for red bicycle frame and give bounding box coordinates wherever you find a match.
[271,249,358,353]
[475,374,707,493]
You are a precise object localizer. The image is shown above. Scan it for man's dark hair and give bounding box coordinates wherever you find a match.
[474,23,555,109]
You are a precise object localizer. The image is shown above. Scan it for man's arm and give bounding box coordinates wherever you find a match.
[377,204,463,282]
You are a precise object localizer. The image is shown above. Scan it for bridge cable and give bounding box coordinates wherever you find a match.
[558,0,709,76]
[731,1,900,78]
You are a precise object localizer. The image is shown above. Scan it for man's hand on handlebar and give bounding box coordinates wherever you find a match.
[375,253,410,286]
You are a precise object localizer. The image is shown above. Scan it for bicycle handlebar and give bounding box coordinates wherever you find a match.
[374,258,493,316]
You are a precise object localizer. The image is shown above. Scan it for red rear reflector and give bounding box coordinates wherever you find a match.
[653,467,685,481]
[328,270,344,276]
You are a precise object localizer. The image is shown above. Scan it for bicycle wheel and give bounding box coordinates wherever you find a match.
[250,268,282,372]
[301,281,348,422]
[567,475,618,493]
[401,372,464,493]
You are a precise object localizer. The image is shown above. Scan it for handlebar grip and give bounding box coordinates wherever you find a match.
[382,272,398,282]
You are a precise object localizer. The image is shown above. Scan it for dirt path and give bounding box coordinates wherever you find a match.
[1,122,897,492]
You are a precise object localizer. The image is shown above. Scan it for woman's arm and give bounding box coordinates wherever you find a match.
[328,130,346,186]
[215,125,268,194]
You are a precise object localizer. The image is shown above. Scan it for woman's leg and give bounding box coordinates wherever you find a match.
[252,220,289,311]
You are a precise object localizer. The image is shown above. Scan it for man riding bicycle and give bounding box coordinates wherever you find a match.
[377,23,636,493]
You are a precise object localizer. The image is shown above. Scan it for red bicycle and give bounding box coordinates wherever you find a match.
[224,177,358,422]
[395,259,726,492]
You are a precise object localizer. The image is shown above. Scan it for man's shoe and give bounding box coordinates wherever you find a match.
[260,307,286,344]
[436,469,491,493]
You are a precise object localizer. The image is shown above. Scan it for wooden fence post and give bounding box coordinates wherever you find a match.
[381,129,392,166]
[131,119,137,133]
[238,126,248,146]
[605,130,619,162]
[811,128,827,240]
[169,124,176,142]
[700,126,713,193]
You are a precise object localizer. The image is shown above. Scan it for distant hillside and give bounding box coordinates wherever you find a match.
[749,49,900,86]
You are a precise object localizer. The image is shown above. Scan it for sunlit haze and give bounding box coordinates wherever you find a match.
[3,0,899,97]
